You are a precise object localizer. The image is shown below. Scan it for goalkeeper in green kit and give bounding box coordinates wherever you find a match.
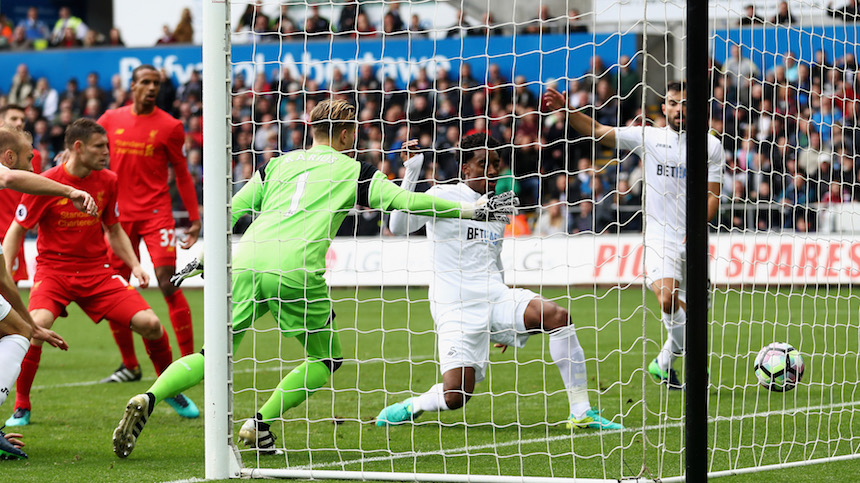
[111,99,517,458]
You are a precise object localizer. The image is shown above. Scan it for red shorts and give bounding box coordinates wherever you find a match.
[29,271,151,324]
[109,217,177,278]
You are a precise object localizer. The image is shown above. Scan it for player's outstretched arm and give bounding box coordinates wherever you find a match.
[389,150,429,235]
[106,222,151,288]
[543,87,617,148]
[0,170,97,216]
[368,172,517,221]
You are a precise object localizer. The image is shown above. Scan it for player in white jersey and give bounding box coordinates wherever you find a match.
[543,82,723,389]
[375,134,623,430]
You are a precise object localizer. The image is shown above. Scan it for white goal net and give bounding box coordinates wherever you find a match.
[200,0,860,480]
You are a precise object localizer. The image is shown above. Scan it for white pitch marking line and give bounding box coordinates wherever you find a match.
[292,399,860,471]
[31,354,437,390]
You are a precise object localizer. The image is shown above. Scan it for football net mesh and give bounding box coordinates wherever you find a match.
[219,0,860,480]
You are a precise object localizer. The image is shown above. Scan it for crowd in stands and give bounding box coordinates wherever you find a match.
[0,6,126,50]
[4,3,860,236]
[230,1,588,44]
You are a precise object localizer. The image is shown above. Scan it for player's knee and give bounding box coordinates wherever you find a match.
[157,277,177,295]
[549,306,570,330]
[657,292,677,314]
[133,315,164,339]
[444,390,468,410]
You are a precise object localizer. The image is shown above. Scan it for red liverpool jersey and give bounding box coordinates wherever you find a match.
[98,106,200,223]
[15,164,119,275]
[0,149,41,239]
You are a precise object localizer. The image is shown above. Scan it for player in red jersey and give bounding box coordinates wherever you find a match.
[0,126,98,458]
[97,64,201,383]
[0,105,42,285]
[2,120,199,428]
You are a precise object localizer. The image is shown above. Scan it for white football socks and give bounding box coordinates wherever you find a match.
[549,325,591,419]
[0,334,29,408]
[412,383,449,413]
[657,308,686,372]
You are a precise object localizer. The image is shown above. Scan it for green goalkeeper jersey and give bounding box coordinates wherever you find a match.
[232,144,466,291]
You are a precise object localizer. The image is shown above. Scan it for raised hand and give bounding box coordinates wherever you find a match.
[543,87,568,112]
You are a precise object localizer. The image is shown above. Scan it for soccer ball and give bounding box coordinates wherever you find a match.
[753,342,804,392]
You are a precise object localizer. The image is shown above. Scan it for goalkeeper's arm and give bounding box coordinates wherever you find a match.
[363,167,516,221]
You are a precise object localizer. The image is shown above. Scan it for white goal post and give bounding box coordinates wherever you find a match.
[200,0,860,481]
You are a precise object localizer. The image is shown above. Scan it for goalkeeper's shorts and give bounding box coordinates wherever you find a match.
[232,270,333,341]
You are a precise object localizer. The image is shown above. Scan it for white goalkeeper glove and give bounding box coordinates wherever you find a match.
[171,246,204,287]
[462,190,519,224]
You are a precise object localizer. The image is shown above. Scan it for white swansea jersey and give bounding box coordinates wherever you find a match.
[615,126,724,244]
[420,183,507,304]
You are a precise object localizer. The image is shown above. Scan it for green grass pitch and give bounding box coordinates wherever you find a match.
[4,286,860,482]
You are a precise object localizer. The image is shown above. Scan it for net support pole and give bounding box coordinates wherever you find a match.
[202,0,236,479]
[685,0,709,481]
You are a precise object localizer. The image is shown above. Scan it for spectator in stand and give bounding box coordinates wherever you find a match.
[572,200,595,234]
[512,76,539,111]
[8,26,30,51]
[0,14,14,48]
[17,7,49,46]
[32,78,58,121]
[156,25,174,44]
[617,55,640,122]
[739,4,765,26]
[722,44,759,100]
[173,8,194,43]
[821,179,851,203]
[534,199,569,237]
[521,5,558,35]
[235,2,268,33]
[447,10,473,38]
[811,96,843,146]
[408,14,427,38]
[337,1,361,33]
[566,9,588,33]
[50,7,88,46]
[829,0,860,20]
[54,27,80,48]
[305,5,332,37]
[83,72,108,109]
[81,30,101,48]
[156,69,177,115]
[8,65,34,106]
[107,28,124,47]
[386,2,405,32]
[771,1,794,25]
[59,78,81,114]
[354,13,377,38]
[382,12,406,37]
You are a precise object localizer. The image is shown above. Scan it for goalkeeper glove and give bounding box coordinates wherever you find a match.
[171,257,204,287]
[470,190,519,224]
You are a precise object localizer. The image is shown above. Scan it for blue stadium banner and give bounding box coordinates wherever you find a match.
[0,33,636,94]
[712,25,860,76]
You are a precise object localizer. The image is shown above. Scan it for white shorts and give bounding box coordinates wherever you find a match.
[432,287,538,383]
[644,240,686,298]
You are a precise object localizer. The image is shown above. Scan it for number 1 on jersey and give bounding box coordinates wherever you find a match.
[287,171,310,216]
